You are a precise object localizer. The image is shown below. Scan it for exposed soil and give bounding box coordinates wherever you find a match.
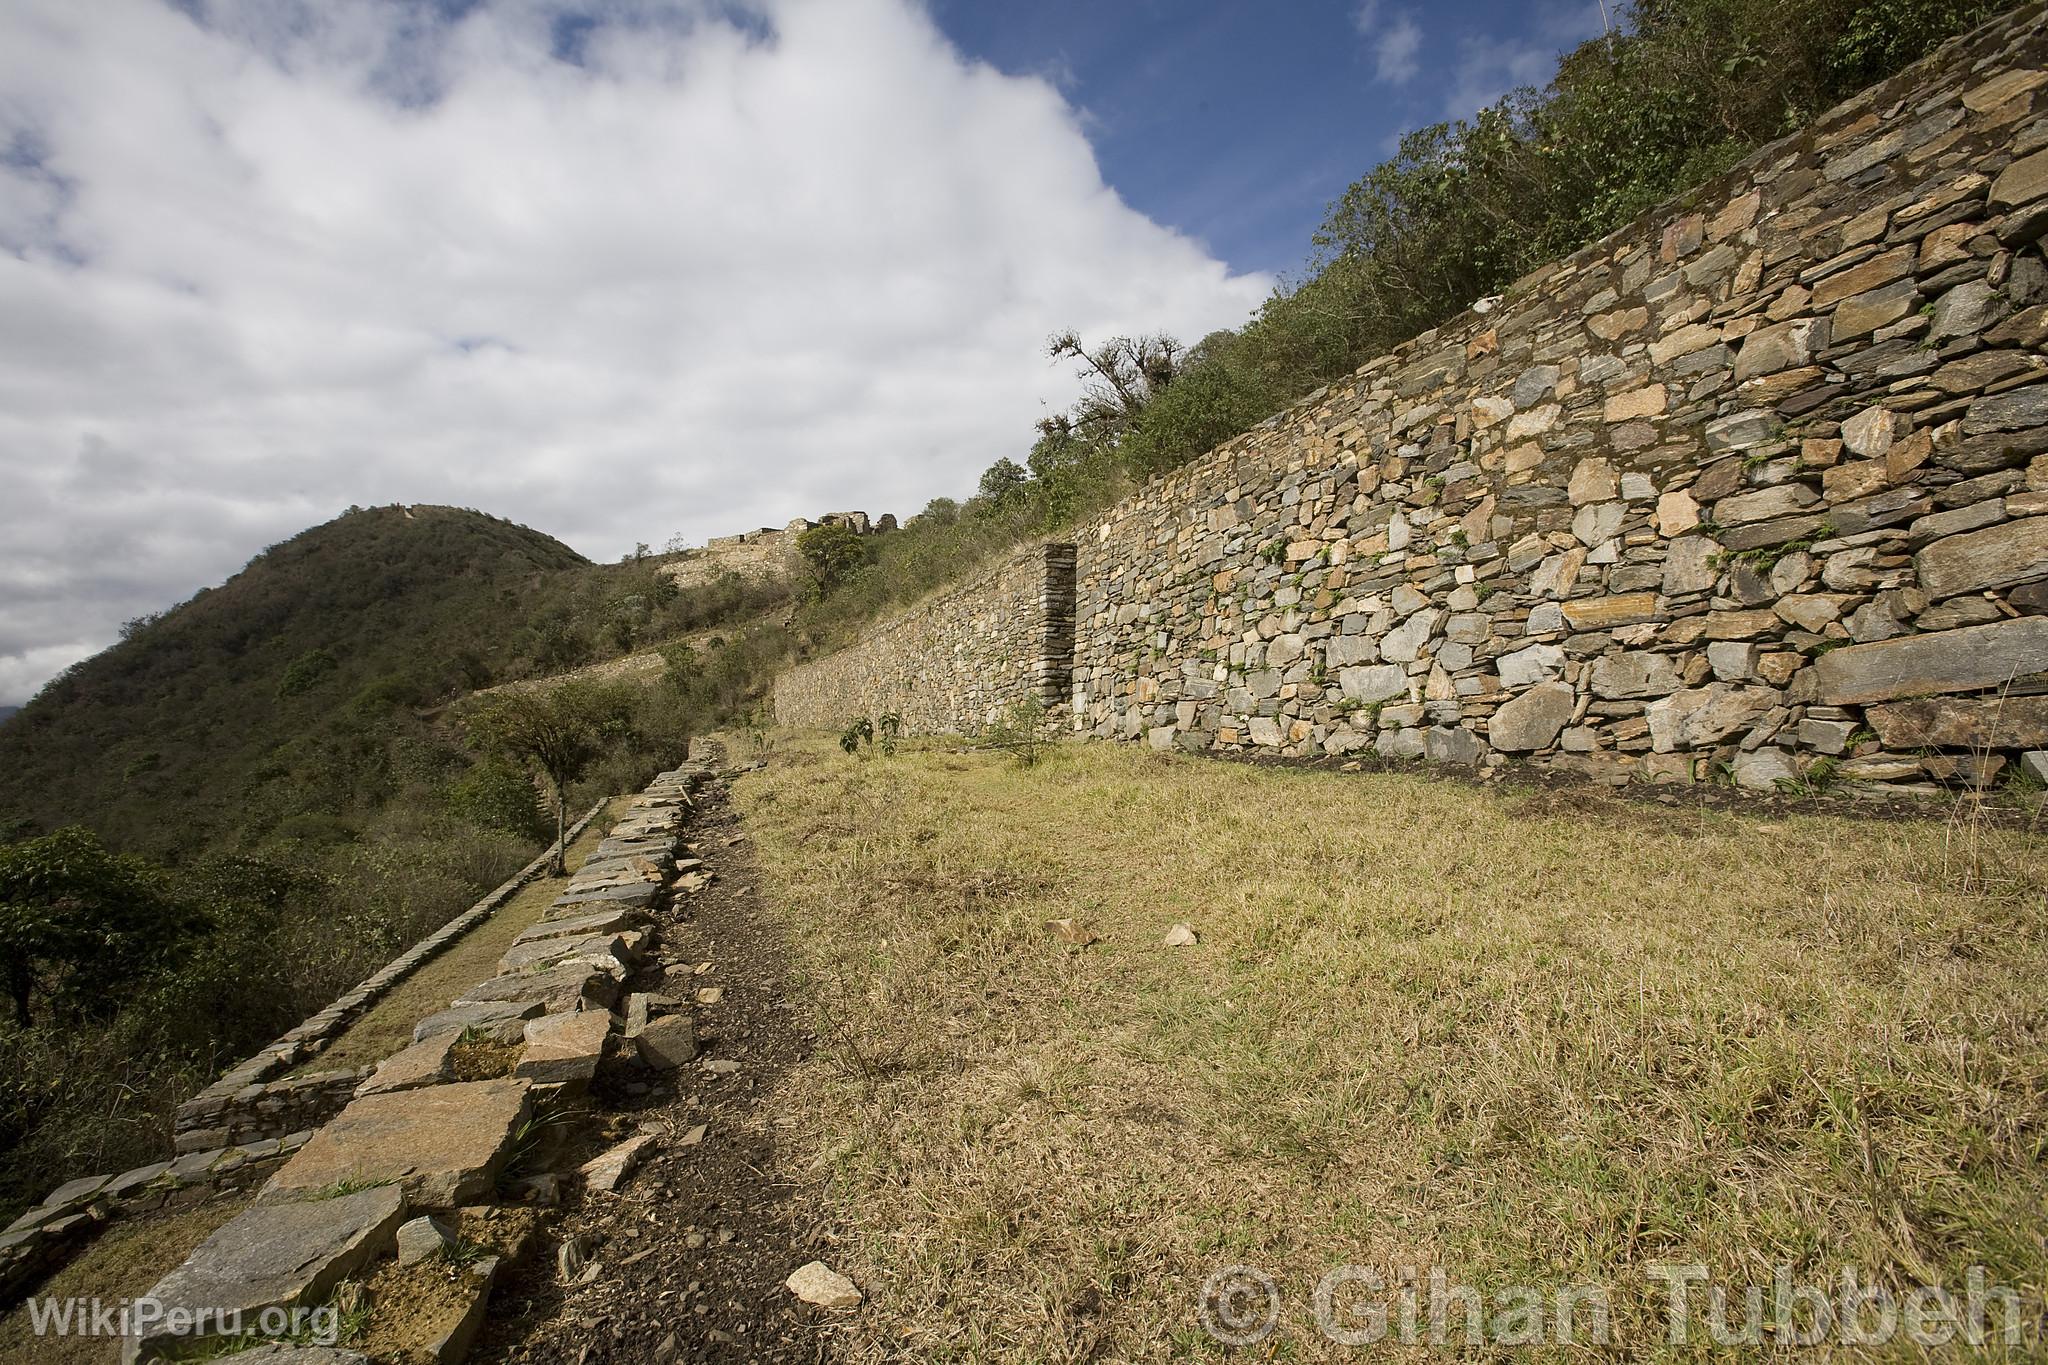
[475,750,844,1365]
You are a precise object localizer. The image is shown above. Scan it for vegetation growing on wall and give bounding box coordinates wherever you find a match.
[775,0,2017,662]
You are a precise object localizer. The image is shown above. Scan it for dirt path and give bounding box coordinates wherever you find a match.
[476,748,844,1365]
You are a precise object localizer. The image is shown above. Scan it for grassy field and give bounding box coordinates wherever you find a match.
[735,736,2047,1361]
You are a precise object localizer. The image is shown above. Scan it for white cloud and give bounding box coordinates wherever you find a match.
[1442,2,1608,116]
[1352,0,1424,85]
[0,0,1271,703]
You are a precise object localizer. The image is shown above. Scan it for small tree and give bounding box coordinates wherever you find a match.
[0,827,197,1028]
[464,684,627,874]
[795,524,865,601]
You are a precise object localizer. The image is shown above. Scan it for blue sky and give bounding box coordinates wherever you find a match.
[0,0,1610,703]
[934,0,1610,278]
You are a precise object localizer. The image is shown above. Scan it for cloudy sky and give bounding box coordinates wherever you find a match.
[0,0,1604,704]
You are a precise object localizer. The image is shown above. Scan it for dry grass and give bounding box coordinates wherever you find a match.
[0,1194,253,1364]
[293,798,620,1075]
[734,735,2048,1361]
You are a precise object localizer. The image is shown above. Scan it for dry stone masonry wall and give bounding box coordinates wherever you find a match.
[774,541,1076,734]
[783,6,2048,793]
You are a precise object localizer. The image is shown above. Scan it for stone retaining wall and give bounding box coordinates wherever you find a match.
[169,801,607,1153]
[773,540,1076,735]
[779,6,2048,793]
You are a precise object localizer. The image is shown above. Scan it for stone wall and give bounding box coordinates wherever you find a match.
[785,6,2048,793]
[774,541,1077,735]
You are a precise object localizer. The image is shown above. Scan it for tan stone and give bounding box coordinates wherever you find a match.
[1656,490,1701,536]
[1605,384,1667,422]
[1560,594,1661,630]
[1812,248,1914,308]
[262,1079,533,1210]
[1867,695,2048,749]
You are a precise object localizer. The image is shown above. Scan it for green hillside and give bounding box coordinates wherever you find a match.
[0,504,751,860]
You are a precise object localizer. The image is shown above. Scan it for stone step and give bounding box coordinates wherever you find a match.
[125,1185,405,1362]
[497,932,635,976]
[455,962,622,1015]
[515,1011,612,1087]
[412,999,543,1045]
[511,906,646,947]
[260,1079,533,1210]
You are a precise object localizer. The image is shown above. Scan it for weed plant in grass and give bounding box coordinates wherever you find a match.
[736,736,2047,1360]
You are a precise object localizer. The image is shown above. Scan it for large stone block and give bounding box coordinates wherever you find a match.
[1488,683,1575,752]
[1813,618,2048,705]
[1915,516,2048,598]
[260,1078,532,1209]
[516,1010,612,1087]
[126,1186,404,1362]
[1866,695,2048,750]
[1645,684,1775,752]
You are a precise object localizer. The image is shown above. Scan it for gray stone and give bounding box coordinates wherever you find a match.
[499,932,631,975]
[1705,410,1775,452]
[1326,635,1378,667]
[1662,536,1721,595]
[1423,726,1483,766]
[456,963,621,1015]
[261,1079,532,1210]
[1338,664,1408,703]
[1589,651,1682,699]
[1571,501,1626,546]
[127,1186,405,1362]
[413,1000,544,1046]
[1645,685,1775,752]
[1381,609,1441,663]
[1733,748,1798,790]
[1716,484,1818,524]
[2021,751,2048,785]
[1962,382,2048,435]
[1813,617,2048,704]
[1928,280,2000,340]
[1916,516,2048,598]
[1488,683,1575,752]
[512,907,647,946]
[1732,317,1826,382]
[1497,643,1564,687]
[395,1214,456,1268]
[229,1348,373,1364]
[1375,727,1425,759]
[1797,718,1857,754]
[634,1015,699,1070]
[580,1134,658,1194]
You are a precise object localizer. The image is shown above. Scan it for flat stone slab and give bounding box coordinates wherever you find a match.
[512,907,646,947]
[412,999,543,1045]
[261,1079,532,1210]
[550,881,662,910]
[126,1185,404,1361]
[232,1348,373,1363]
[455,962,622,1015]
[516,1010,612,1086]
[498,932,631,975]
[359,1031,461,1096]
